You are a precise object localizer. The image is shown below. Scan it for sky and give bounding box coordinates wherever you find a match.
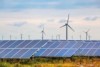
[0,0,100,40]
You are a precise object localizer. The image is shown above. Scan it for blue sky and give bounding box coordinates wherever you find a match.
[0,0,100,40]
[0,0,99,10]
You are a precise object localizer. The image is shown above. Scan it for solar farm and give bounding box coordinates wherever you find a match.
[0,40,100,59]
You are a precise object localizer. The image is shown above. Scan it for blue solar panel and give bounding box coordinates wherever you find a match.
[0,49,12,58]
[0,49,4,54]
[8,40,24,48]
[0,40,1,42]
[1,40,16,48]
[74,49,83,56]
[72,41,83,48]
[21,49,37,58]
[49,41,61,48]
[0,40,100,58]
[55,49,68,57]
[34,49,46,56]
[64,49,77,57]
[33,40,48,48]
[80,49,89,56]
[16,40,32,48]
[4,49,20,58]
[65,41,76,48]
[41,49,53,56]
[42,41,54,48]
[25,40,40,48]
[85,49,96,56]
[48,49,60,57]
[0,40,9,48]
[85,42,95,48]
[94,49,100,56]
[57,41,68,48]
[93,42,100,48]
[12,49,28,58]
[74,41,100,56]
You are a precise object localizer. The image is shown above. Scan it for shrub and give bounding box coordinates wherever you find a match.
[0,62,11,67]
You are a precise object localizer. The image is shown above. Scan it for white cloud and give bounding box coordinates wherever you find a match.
[8,22,28,27]
[0,8,100,40]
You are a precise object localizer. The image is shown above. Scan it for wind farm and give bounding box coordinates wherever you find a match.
[0,0,100,67]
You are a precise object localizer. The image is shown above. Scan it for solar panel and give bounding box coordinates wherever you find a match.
[0,40,9,48]
[42,41,54,48]
[93,49,100,56]
[8,40,24,48]
[12,49,29,58]
[0,40,100,59]
[0,49,12,58]
[64,40,76,48]
[16,40,32,48]
[55,49,68,57]
[40,49,53,56]
[57,41,68,48]
[21,49,37,58]
[34,49,45,56]
[0,49,4,54]
[74,41,100,56]
[86,49,96,56]
[24,40,40,48]
[33,40,48,48]
[64,49,77,57]
[47,49,61,57]
[34,40,84,57]
[49,41,61,48]
[4,49,20,58]
[1,40,16,48]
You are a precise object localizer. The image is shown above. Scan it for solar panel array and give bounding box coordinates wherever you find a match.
[0,40,100,59]
[74,40,100,56]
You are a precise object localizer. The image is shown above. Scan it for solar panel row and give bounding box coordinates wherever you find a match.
[0,40,48,59]
[0,40,100,59]
[74,41,100,56]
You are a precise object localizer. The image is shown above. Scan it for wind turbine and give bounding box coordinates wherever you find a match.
[28,35,30,40]
[57,34,60,40]
[51,34,54,40]
[60,14,74,40]
[71,35,73,40]
[2,35,3,40]
[84,29,90,40]
[20,34,23,40]
[88,35,91,40]
[41,27,45,40]
[80,35,82,40]
[10,35,12,40]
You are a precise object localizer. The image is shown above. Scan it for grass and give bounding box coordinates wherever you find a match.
[0,57,100,67]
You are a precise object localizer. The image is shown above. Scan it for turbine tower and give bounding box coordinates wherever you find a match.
[88,35,91,40]
[10,35,12,40]
[80,35,81,40]
[84,30,89,40]
[41,27,45,40]
[2,35,3,40]
[60,14,74,40]
[21,34,23,40]
[51,35,53,40]
[28,35,30,40]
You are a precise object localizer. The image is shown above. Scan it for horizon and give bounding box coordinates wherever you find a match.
[0,0,100,40]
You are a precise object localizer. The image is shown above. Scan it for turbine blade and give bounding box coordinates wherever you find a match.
[87,29,90,32]
[67,14,69,24]
[68,24,74,32]
[60,24,66,28]
[43,31,46,35]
